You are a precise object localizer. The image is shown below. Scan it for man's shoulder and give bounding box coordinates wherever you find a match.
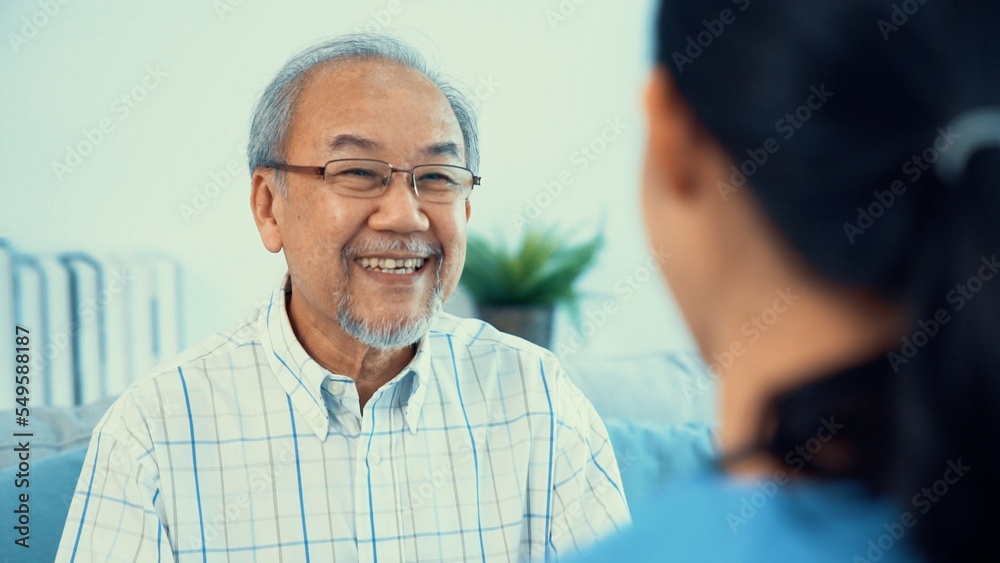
[428,314,609,435]
[152,315,262,374]
[430,312,557,362]
[93,315,265,436]
[427,313,580,393]
[116,314,263,401]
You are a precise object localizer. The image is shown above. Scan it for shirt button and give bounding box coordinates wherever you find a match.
[369,450,382,465]
[328,380,346,394]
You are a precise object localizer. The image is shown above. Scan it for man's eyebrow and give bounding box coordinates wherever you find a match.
[327,134,381,153]
[423,142,462,161]
[326,136,462,161]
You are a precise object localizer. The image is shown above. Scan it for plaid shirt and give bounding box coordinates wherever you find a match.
[57,282,630,562]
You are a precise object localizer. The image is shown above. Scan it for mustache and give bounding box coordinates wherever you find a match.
[341,236,444,260]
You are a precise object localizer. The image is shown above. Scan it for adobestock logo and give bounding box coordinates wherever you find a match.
[556,246,673,358]
[887,254,998,372]
[670,0,751,74]
[7,0,72,54]
[213,0,249,22]
[179,142,247,223]
[853,459,970,562]
[707,287,800,376]
[51,65,170,182]
[877,0,930,41]
[683,287,801,404]
[843,126,960,244]
[510,116,625,232]
[717,84,834,201]
[545,0,590,31]
[351,0,408,34]
[726,416,843,534]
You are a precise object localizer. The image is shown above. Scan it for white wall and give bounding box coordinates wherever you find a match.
[1,0,696,357]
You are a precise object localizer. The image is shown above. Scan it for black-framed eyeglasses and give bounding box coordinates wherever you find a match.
[265,158,481,203]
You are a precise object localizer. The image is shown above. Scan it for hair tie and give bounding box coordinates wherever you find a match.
[935,107,1000,185]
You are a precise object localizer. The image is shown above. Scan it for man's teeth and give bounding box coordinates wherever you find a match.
[358,257,426,274]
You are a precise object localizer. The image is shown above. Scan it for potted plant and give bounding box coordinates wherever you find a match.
[459,225,603,348]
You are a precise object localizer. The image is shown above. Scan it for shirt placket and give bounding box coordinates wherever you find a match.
[355,385,409,563]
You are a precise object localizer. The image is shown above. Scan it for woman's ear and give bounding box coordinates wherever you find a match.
[645,67,727,201]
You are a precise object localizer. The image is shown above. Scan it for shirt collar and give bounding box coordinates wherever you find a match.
[403,330,431,434]
[259,276,433,438]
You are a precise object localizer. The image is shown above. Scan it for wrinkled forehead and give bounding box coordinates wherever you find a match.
[285,59,465,160]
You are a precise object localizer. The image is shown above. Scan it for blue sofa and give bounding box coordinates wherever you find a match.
[0,351,716,562]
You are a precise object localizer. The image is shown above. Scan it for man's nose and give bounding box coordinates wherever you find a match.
[367,172,430,233]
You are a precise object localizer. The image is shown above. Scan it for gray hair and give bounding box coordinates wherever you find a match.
[247,34,480,192]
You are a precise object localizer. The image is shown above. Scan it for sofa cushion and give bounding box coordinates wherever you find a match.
[0,445,87,562]
[603,418,718,509]
[565,351,716,426]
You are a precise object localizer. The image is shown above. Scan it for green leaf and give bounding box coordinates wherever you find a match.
[459,225,603,307]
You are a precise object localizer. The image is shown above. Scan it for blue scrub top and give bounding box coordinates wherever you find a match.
[574,470,925,562]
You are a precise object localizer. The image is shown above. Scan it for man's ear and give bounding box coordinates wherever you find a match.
[250,168,284,253]
[465,199,472,221]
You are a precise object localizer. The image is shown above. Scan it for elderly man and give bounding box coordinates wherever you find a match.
[57,35,629,562]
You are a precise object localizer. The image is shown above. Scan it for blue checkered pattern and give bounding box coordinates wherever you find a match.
[56,282,630,562]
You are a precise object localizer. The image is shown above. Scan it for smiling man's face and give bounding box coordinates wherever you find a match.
[258,58,470,349]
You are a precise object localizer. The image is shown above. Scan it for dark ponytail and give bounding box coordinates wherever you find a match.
[891,144,1000,560]
[655,1,1000,560]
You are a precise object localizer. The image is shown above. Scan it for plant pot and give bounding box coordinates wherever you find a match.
[476,304,555,349]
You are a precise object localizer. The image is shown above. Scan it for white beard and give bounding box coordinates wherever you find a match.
[336,281,443,350]
[335,235,445,350]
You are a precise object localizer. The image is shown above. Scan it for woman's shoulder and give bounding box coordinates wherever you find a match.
[575,471,925,562]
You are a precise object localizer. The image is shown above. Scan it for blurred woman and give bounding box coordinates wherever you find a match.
[579,1,999,561]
